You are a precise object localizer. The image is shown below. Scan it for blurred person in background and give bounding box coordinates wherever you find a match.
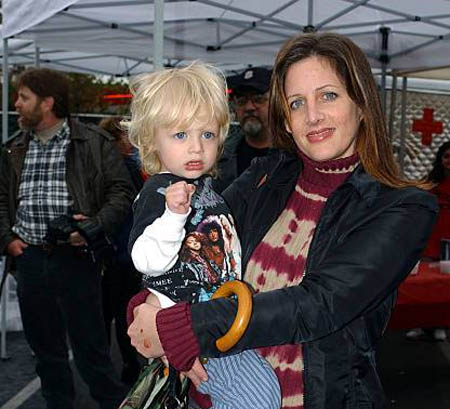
[407,141,450,342]
[215,67,272,192]
[98,116,144,384]
[0,68,134,409]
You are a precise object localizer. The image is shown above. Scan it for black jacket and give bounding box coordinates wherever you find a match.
[190,150,438,409]
[0,119,135,255]
[214,125,244,193]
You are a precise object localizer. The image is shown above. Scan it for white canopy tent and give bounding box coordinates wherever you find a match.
[6,0,450,73]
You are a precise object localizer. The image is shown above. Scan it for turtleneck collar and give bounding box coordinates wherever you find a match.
[297,148,360,190]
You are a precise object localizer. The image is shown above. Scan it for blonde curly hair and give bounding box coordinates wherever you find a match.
[123,61,230,176]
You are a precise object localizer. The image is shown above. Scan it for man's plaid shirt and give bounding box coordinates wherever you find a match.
[12,121,74,245]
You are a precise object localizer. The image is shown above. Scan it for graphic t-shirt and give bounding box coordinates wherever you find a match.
[129,173,241,304]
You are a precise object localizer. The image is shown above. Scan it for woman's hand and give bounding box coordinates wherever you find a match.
[127,302,165,358]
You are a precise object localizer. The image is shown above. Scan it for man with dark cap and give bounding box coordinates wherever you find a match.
[215,67,272,192]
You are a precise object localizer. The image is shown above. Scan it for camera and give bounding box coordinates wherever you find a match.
[46,215,113,262]
[46,214,77,244]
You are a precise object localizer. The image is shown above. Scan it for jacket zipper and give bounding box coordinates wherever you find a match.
[302,186,346,409]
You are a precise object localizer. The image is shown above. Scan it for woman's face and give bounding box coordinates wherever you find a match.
[284,56,361,162]
[185,236,201,251]
[442,149,450,170]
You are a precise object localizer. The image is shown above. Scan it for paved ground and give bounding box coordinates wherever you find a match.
[0,327,130,409]
[1,328,450,409]
[378,329,450,409]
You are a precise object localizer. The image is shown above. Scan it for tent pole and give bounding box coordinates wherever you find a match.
[379,27,390,114]
[308,0,313,25]
[399,76,408,174]
[35,46,41,67]
[2,38,9,145]
[381,64,387,114]
[154,0,164,70]
[388,73,397,140]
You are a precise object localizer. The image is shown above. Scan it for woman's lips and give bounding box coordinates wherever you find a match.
[306,128,334,143]
[185,161,204,170]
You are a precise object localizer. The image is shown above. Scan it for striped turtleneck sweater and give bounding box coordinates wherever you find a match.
[244,150,359,409]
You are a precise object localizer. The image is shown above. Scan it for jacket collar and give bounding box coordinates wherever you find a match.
[266,150,301,189]
[8,128,29,148]
[68,118,89,141]
[340,164,380,207]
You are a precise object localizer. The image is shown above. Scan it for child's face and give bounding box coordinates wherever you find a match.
[155,118,220,179]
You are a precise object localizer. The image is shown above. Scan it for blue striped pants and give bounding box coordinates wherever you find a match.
[197,350,281,409]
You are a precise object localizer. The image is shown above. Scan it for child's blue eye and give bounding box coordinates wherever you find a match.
[174,132,187,140]
[202,131,215,140]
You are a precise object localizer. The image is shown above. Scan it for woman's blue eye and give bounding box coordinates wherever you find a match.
[289,99,304,110]
[174,132,187,140]
[202,131,215,140]
[323,92,338,101]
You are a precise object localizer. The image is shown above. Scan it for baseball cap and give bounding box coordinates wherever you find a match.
[227,67,272,96]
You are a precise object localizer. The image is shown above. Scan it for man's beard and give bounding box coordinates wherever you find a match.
[242,116,263,137]
[18,105,44,130]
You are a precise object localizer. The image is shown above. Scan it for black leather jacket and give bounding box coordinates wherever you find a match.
[0,119,135,255]
[190,150,438,409]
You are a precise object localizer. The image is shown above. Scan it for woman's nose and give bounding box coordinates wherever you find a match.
[306,101,324,125]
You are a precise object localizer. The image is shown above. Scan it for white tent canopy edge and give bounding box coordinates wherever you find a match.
[7,0,450,71]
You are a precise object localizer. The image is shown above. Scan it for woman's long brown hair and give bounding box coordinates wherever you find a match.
[269,32,430,189]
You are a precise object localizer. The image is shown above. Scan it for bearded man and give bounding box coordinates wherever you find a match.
[0,68,135,409]
[215,67,272,192]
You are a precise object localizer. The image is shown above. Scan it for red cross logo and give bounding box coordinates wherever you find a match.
[412,108,443,146]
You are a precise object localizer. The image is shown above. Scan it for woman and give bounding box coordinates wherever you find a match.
[128,33,438,409]
[422,141,450,261]
[407,141,450,342]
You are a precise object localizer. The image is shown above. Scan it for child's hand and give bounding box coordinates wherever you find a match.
[182,358,208,387]
[165,181,196,214]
